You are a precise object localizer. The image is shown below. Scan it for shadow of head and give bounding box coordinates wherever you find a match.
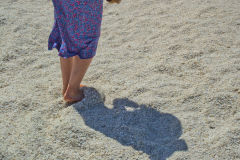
[73,88,188,160]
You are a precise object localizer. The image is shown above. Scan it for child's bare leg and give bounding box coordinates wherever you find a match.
[60,57,73,95]
[64,55,93,102]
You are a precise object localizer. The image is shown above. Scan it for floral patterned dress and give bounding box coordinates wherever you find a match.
[48,0,103,59]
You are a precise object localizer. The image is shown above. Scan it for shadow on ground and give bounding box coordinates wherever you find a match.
[72,87,188,160]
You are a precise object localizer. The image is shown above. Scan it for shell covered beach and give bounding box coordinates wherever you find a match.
[0,0,240,159]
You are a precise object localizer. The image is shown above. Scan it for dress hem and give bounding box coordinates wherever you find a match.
[48,42,97,59]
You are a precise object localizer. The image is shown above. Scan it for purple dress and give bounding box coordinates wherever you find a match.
[48,0,103,59]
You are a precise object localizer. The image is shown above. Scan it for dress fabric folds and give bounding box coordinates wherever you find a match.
[48,0,103,59]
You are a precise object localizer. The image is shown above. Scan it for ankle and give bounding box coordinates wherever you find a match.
[66,84,80,94]
[63,86,84,102]
[68,83,78,89]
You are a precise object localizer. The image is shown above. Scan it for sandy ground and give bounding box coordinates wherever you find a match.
[0,0,240,159]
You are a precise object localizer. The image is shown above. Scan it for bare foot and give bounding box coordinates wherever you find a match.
[62,84,86,96]
[63,85,85,103]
